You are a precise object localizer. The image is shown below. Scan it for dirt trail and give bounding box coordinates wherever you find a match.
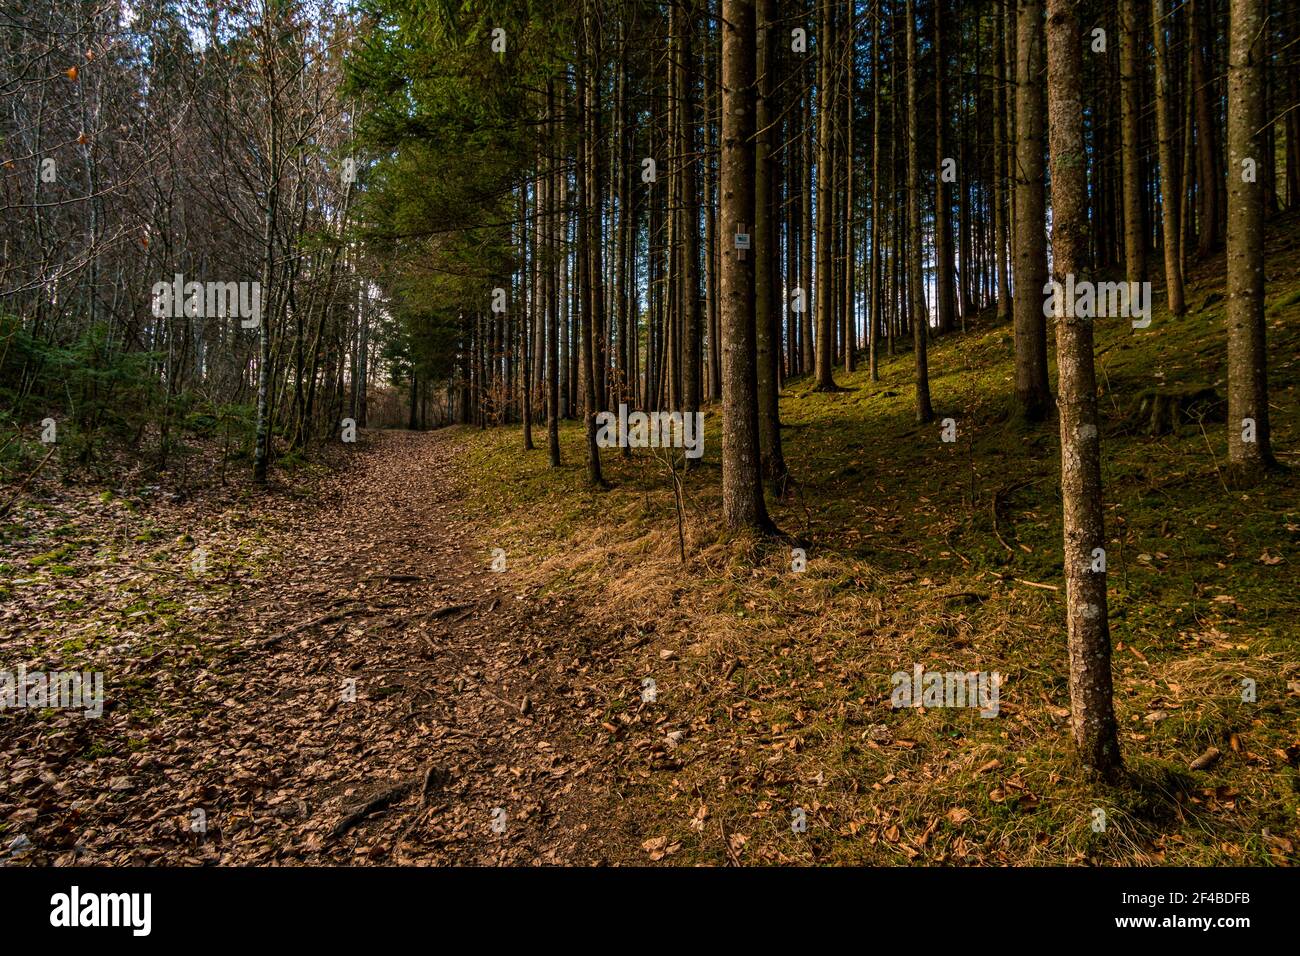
[6,430,624,865]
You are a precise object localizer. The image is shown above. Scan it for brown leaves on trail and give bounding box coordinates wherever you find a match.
[5,429,1296,868]
[0,432,623,866]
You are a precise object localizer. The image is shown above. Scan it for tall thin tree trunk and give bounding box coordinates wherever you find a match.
[814,0,838,390]
[755,0,788,485]
[800,89,815,374]
[868,0,882,382]
[1152,0,1185,315]
[720,0,774,532]
[933,0,956,334]
[1226,0,1276,477]
[1119,0,1146,283]
[1045,0,1123,780]
[1190,0,1220,256]
[907,0,933,423]
[577,25,604,485]
[844,10,856,373]
[1013,0,1050,422]
[681,0,703,448]
[995,0,1011,322]
[546,81,562,467]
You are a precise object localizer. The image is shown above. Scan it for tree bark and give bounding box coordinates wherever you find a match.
[1119,0,1146,283]
[933,0,956,335]
[1013,0,1050,422]
[814,0,838,390]
[1190,0,1221,256]
[868,0,882,381]
[720,0,775,532]
[906,0,933,423]
[1045,0,1123,780]
[1152,0,1185,315]
[995,0,1011,322]
[680,0,703,445]
[1226,0,1276,477]
[800,88,815,375]
[546,81,561,467]
[755,0,788,486]
[577,25,605,486]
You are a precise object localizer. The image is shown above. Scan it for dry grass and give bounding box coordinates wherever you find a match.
[447,260,1300,866]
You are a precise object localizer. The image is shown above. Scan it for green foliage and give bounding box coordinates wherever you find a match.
[0,313,261,476]
[1,315,164,472]
[345,0,572,394]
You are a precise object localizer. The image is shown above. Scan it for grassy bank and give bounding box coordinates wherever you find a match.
[449,252,1299,865]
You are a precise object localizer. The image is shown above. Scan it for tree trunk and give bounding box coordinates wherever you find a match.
[1152,0,1185,315]
[522,183,535,449]
[577,27,604,485]
[868,0,882,381]
[907,0,933,423]
[755,0,788,485]
[933,0,956,335]
[995,0,1012,322]
[1119,0,1146,283]
[1190,0,1221,256]
[1226,0,1276,478]
[1045,0,1123,780]
[843,11,856,372]
[720,0,774,532]
[1013,0,1050,421]
[814,0,838,390]
[801,88,815,375]
[681,0,703,442]
[546,81,562,467]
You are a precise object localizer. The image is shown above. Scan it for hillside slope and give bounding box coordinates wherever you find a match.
[450,229,1300,865]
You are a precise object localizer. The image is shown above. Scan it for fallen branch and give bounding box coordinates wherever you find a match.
[396,765,447,847]
[261,607,371,648]
[1014,578,1060,592]
[330,779,417,839]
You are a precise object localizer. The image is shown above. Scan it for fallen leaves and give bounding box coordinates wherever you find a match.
[641,836,681,861]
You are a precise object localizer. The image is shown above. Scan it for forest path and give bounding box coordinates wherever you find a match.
[205,427,619,864]
[7,429,624,865]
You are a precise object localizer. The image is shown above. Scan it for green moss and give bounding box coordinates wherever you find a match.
[29,543,78,567]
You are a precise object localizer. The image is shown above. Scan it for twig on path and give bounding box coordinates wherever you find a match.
[718,817,743,867]
[263,605,374,647]
[330,778,418,839]
[480,687,527,714]
[395,764,447,847]
[1014,578,1060,592]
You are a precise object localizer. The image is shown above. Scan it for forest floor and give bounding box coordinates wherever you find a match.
[3,226,1300,866]
[1,429,648,864]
